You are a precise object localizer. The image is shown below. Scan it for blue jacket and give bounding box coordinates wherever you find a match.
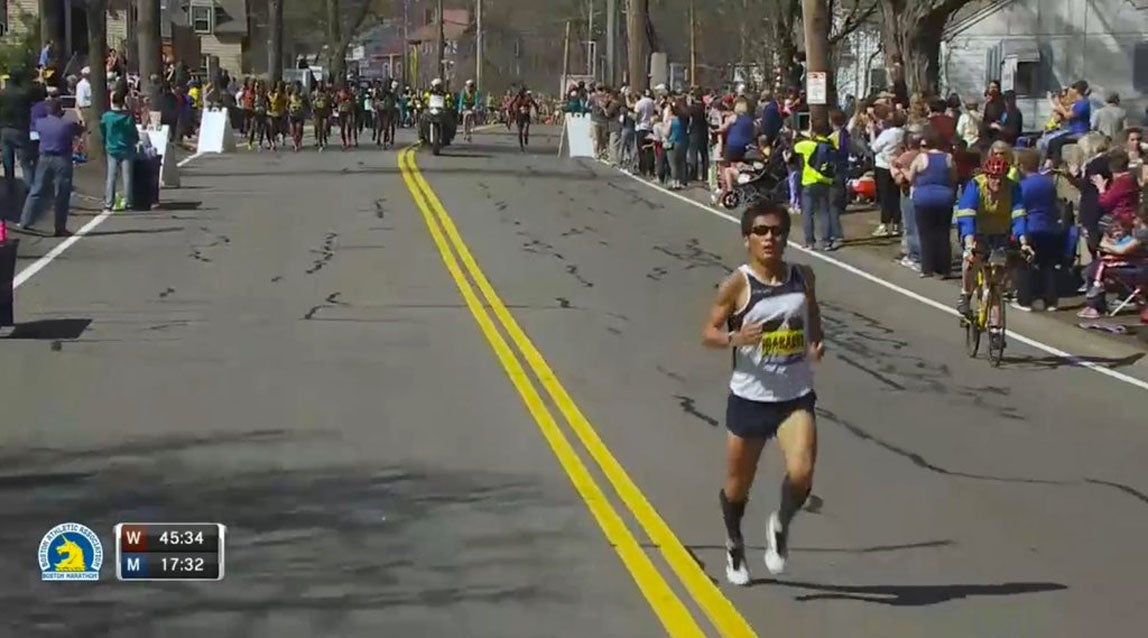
[1019,172,1063,236]
[955,174,1027,241]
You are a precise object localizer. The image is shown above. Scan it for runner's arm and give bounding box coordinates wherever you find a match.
[702,273,747,348]
[800,266,825,354]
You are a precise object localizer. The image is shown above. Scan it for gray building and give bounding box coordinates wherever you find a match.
[941,0,1148,129]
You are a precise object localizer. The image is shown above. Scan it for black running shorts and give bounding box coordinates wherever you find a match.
[725,391,816,440]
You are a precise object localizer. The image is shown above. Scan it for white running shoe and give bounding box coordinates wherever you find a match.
[725,541,750,586]
[764,512,788,575]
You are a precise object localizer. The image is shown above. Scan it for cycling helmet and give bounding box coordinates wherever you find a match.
[431,78,443,88]
[465,79,474,86]
[982,155,1010,177]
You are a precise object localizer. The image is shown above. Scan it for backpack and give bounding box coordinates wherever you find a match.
[807,139,837,180]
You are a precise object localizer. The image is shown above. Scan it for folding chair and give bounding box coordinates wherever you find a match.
[1096,255,1148,316]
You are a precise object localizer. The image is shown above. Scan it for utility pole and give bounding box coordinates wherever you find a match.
[475,0,483,90]
[688,0,696,86]
[562,20,571,92]
[435,0,445,83]
[605,0,616,86]
[586,0,595,77]
[800,0,831,132]
[626,0,648,92]
[402,0,410,84]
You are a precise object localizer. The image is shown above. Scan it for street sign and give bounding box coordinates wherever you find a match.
[807,71,827,105]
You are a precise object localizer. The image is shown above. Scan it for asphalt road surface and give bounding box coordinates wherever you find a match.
[2,125,1145,637]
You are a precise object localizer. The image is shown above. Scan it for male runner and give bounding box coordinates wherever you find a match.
[701,200,825,585]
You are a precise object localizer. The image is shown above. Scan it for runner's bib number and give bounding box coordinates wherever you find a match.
[428,95,446,109]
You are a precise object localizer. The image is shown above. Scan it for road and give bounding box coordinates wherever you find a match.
[1,125,1145,637]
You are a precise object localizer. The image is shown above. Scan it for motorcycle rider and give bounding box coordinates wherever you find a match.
[420,78,457,146]
[458,79,480,142]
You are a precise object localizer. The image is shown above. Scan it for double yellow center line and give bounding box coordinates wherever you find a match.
[398,147,756,637]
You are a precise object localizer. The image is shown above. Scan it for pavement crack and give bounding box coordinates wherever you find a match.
[303,291,348,320]
[817,408,1061,485]
[374,198,386,218]
[656,365,686,382]
[555,297,573,309]
[673,394,719,427]
[653,239,734,273]
[646,266,669,281]
[819,300,1024,421]
[305,232,339,275]
[158,287,175,299]
[271,276,283,282]
[565,265,593,288]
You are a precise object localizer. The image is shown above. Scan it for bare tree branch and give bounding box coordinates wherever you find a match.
[829,0,878,45]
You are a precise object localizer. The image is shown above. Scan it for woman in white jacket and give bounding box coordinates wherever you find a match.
[869,110,907,237]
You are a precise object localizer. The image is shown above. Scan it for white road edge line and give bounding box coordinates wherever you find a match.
[13,152,202,290]
[600,160,1148,392]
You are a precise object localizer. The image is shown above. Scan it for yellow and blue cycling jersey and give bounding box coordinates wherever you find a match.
[955,173,1027,242]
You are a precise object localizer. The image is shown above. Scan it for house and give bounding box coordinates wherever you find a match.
[183,0,250,75]
[941,0,1148,128]
[1,0,200,74]
[833,23,884,103]
[406,6,469,87]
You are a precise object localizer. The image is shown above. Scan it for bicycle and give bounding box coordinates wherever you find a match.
[962,245,1031,366]
[962,246,1011,366]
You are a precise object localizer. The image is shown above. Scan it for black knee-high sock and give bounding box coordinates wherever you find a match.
[779,475,810,528]
[719,489,747,544]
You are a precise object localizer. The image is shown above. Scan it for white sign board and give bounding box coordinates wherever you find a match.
[564,114,595,158]
[139,124,179,188]
[806,71,828,105]
[196,108,236,155]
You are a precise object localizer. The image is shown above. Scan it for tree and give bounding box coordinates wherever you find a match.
[269,0,285,83]
[137,0,162,105]
[626,0,649,91]
[323,0,375,81]
[879,0,974,96]
[86,0,110,162]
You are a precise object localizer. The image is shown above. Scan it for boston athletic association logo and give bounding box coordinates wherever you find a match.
[39,522,103,581]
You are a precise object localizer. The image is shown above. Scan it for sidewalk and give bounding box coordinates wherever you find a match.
[609,168,1147,362]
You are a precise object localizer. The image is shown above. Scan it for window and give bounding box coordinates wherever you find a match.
[191,4,213,34]
[1135,42,1148,94]
[1014,60,1040,96]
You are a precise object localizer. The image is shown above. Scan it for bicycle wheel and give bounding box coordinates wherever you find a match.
[964,311,981,358]
[988,289,1006,367]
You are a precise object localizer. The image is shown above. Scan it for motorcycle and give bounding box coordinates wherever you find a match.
[425,93,446,155]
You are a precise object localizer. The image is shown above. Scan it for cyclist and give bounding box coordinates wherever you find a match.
[954,154,1033,316]
[458,79,480,142]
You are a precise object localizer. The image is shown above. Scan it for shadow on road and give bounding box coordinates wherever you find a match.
[190,165,594,180]
[756,578,1068,605]
[0,430,576,634]
[687,539,956,554]
[86,226,185,237]
[2,318,91,340]
[1001,352,1145,370]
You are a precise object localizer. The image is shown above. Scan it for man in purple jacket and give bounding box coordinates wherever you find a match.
[14,98,82,237]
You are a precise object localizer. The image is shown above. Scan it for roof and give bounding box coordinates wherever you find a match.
[944,0,1015,38]
[408,9,470,43]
